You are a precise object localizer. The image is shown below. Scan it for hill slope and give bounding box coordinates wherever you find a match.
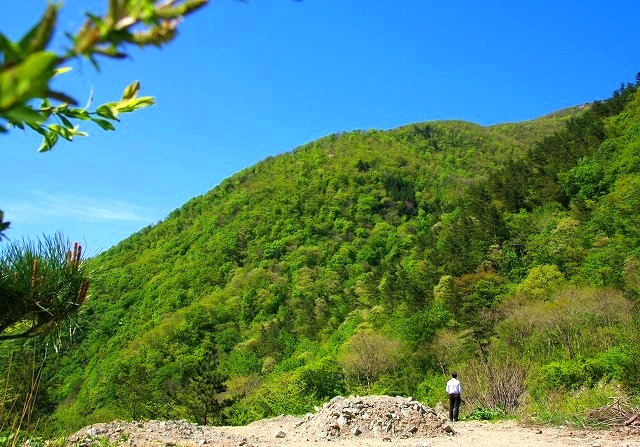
[16,77,640,433]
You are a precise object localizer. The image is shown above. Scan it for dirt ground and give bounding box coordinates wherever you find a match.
[68,416,640,447]
[68,396,640,447]
[239,418,640,447]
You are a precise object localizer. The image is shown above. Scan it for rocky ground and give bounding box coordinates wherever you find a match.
[66,395,640,447]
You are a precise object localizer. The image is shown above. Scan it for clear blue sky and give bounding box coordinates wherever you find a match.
[2,0,639,254]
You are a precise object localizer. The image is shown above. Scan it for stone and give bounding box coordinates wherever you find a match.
[274,430,286,438]
[337,414,349,426]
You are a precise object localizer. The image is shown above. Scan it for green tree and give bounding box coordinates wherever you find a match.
[111,358,157,420]
[0,234,88,342]
[338,332,404,390]
[451,270,507,358]
[175,353,227,425]
[515,264,566,301]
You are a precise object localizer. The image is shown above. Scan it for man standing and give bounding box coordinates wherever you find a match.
[446,372,462,422]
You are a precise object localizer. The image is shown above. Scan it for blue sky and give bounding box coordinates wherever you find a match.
[2,0,640,254]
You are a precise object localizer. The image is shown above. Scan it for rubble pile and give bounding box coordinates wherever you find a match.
[296,395,446,440]
[68,419,221,446]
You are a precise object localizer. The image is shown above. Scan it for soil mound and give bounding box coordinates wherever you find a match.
[296,395,446,440]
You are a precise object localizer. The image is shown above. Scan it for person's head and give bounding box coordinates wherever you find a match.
[451,372,457,379]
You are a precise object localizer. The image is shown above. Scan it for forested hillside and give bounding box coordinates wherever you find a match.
[3,76,640,435]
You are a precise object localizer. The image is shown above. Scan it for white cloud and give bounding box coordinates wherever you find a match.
[4,191,155,224]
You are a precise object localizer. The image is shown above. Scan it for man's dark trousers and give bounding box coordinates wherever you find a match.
[449,393,461,421]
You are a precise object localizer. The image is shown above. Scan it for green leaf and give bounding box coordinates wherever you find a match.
[91,118,116,131]
[96,104,119,120]
[38,130,59,152]
[91,47,127,59]
[57,114,75,129]
[0,33,23,64]
[115,95,155,113]
[85,13,105,30]
[69,126,88,137]
[0,51,58,110]
[26,122,48,136]
[54,66,73,76]
[60,108,91,120]
[18,4,58,54]
[87,54,101,71]
[122,80,141,100]
[48,124,74,141]
[10,120,25,130]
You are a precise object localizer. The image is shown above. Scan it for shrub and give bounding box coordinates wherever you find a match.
[224,373,316,425]
[465,406,508,421]
[535,346,630,391]
[461,355,528,412]
[528,381,627,426]
[414,375,446,408]
[295,358,345,401]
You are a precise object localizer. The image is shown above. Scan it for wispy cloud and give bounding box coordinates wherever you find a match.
[4,191,155,224]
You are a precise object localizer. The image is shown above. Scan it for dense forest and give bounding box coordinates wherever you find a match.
[2,74,640,437]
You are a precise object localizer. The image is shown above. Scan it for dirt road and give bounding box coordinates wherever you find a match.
[68,396,640,447]
[69,417,640,447]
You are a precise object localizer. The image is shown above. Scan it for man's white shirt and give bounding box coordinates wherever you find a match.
[446,378,462,394]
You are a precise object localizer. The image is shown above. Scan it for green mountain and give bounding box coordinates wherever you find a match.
[8,77,640,433]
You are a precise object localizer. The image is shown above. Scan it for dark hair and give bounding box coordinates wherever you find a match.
[451,372,457,378]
